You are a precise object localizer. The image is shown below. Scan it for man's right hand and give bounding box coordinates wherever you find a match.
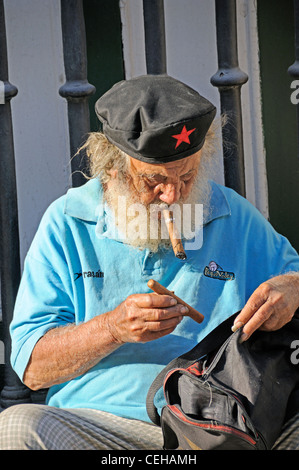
[104,293,187,344]
[23,293,186,390]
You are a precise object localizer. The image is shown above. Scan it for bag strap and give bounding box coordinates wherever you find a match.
[146,312,238,425]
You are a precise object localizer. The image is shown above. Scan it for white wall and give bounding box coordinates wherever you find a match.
[4,0,71,268]
[237,0,268,217]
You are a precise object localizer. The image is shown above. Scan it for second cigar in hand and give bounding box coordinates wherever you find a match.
[147,279,204,324]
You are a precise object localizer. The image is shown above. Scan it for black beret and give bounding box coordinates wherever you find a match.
[95,74,216,164]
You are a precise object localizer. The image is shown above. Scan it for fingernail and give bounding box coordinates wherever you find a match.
[170,298,177,305]
[180,306,189,314]
[231,321,244,332]
[239,332,248,343]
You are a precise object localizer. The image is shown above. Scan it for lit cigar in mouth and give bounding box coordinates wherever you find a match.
[162,208,187,260]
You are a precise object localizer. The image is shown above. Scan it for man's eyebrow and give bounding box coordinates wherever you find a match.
[181,169,196,176]
[138,172,166,179]
[139,169,196,178]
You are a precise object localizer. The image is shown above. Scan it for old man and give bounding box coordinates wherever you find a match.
[0,75,299,450]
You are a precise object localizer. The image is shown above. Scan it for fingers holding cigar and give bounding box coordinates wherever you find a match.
[147,279,204,324]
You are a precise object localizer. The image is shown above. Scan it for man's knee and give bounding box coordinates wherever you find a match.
[0,403,48,450]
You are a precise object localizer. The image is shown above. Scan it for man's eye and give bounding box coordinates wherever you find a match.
[145,180,157,187]
[141,172,194,186]
[145,180,160,187]
[144,176,166,186]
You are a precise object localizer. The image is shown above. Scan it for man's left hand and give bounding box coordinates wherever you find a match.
[232,273,299,342]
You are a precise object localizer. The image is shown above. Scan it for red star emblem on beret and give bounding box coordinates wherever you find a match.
[172,125,196,149]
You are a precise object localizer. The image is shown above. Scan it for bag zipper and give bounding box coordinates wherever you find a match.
[167,404,258,447]
[200,329,239,380]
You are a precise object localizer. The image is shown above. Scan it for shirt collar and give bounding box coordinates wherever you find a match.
[64,178,231,226]
[64,178,102,222]
[204,180,231,225]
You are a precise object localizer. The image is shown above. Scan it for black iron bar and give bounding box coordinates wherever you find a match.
[59,0,96,187]
[211,0,248,196]
[143,0,167,75]
[0,0,32,409]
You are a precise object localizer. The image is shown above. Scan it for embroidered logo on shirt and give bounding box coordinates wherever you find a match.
[203,261,235,281]
[74,270,104,281]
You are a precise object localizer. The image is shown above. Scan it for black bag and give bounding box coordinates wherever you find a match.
[146,313,299,450]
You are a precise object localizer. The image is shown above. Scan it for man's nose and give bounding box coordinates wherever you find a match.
[159,183,181,204]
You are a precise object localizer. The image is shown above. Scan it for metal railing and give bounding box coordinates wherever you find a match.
[0,0,32,409]
[59,0,96,188]
[210,0,248,197]
[143,0,167,75]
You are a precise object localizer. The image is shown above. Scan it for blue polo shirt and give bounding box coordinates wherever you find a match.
[10,179,299,422]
